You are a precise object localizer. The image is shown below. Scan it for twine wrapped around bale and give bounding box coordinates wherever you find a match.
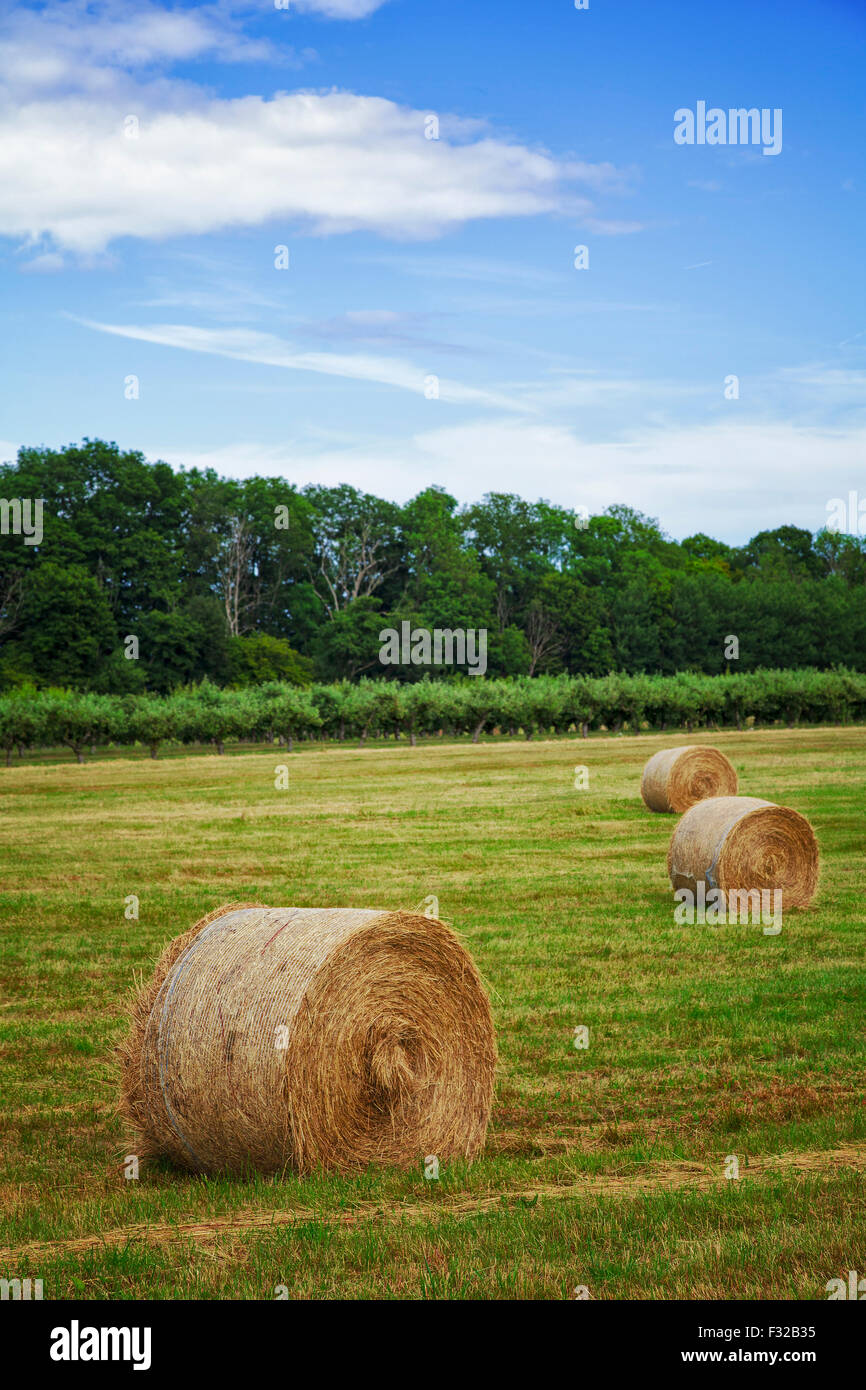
[641,744,738,813]
[667,796,819,909]
[118,903,496,1176]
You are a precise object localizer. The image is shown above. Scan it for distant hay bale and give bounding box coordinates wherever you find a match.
[118,903,496,1176]
[667,796,819,909]
[641,745,738,813]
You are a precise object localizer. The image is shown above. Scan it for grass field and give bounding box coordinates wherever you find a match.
[1,726,864,1300]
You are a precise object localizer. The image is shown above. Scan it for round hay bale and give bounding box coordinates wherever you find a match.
[641,744,738,813]
[667,796,819,908]
[118,903,496,1176]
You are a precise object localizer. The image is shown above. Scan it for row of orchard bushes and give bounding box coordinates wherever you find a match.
[1,668,865,763]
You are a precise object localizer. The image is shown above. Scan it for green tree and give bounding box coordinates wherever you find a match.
[228,634,312,687]
[3,563,117,688]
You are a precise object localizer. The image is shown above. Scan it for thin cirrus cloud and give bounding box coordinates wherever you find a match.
[75,317,532,412]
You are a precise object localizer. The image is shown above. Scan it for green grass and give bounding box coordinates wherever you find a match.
[1,726,864,1299]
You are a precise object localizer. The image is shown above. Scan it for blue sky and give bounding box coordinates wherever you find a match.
[0,0,864,540]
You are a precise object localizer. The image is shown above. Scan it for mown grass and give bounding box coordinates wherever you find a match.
[1,726,864,1298]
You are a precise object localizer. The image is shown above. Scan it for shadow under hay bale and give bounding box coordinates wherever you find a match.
[641,745,738,813]
[118,903,496,1176]
[667,796,819,910]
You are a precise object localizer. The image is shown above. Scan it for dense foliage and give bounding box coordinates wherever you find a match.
[2,669,864,763]
[1,440,864,692]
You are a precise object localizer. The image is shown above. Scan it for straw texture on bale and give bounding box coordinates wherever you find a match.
[668,796,819,909]
[641,744,738,813]
[118,903,496,1176]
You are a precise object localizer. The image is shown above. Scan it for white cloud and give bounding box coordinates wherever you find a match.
[0,1,280,96]
[151,419,866,542]
[0,0,386,95]
[19,252,67,274]
[410,420,866,538]
[0,89,599,254]
[77,317,530,411]
[0,2,622,256]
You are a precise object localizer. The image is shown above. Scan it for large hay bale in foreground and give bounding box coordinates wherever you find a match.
[119,903,496,1176]
[667,796,819,908]
[641,745,738,813]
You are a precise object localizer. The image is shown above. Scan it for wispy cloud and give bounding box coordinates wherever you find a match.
[286,0,392,15]
[583,217,646,235]
[0,0,288,96]
[773,364,866,393]
[76,316,532,411]
[358,252,568,285]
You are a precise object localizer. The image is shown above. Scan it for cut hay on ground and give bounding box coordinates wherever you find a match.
[641,744,738,813]
[667,796,819,909]
[118,903,496,1177]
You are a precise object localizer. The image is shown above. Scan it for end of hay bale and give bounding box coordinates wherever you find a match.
[364,1021,419,1101]
[667,796,819,911]
[641,745,738,813]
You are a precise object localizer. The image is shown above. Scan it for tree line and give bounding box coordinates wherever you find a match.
[2,668,864,764]
[1,439,865,693]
